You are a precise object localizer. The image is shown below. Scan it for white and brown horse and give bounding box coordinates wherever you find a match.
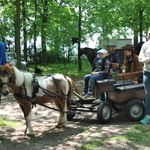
[0,63,73,135]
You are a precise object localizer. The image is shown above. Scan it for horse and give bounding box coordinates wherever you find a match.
[135,41,145,55]
[0,63,74,135]
[79,47,98,66]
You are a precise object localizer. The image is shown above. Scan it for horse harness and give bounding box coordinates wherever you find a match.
[0,72,13,87]
[13,75,68,109]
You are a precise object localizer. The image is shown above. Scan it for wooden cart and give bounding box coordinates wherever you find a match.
[67,71,145,124]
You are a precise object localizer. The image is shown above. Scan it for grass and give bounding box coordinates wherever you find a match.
[79,125,150,150]
[108,125,150,143]
[0,116,19,128]
[106,125,150,149]
[80,139,104,150]
[28,60,91,78]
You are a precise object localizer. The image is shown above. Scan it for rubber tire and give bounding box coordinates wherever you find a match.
[67,110,76,121]
[67,100,76,121]
[97,101,112,124]
[125,99,145,121]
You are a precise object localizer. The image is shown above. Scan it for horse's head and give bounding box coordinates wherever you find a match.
[0,63,13,96]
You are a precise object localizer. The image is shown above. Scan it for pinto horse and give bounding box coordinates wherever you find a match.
[79,47,98,66]
[0,64,73,135]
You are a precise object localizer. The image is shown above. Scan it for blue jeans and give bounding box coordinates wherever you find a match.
[88,73,105,101]
[83,74,91,94]
[143,70,150,115]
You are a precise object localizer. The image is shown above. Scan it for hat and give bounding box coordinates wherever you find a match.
[122,44,134,51]
[107,42,116,47]
[97,49,107,54]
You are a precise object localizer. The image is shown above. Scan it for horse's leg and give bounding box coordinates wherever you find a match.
[56,111,63,128]
[62,99,68,126]
[55,98,68,128]
[19,101,33,135]
[55,101,63,128]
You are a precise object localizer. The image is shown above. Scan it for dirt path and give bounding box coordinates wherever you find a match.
[0,80,142,150]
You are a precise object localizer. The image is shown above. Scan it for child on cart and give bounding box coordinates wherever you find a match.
[84,43,120,99]
[83,49,107,96]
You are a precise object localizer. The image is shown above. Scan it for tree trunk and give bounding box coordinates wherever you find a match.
[139,3,143,42]
[78,4,82,71]
[34,0,37,68]
[133,30,138,48]
[15,0,21,69]
[22,0,27,62]
[41,0,47,65]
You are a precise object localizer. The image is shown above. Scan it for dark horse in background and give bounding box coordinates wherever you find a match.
[79,47,99,67]
[135,41,145,55]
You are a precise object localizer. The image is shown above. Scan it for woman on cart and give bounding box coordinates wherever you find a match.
[121,44,143,84]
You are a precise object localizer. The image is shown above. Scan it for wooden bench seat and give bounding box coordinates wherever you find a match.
[115,83,144,91]
[113,81,133,87]
[97,79,116,85]
[96,79,133,87]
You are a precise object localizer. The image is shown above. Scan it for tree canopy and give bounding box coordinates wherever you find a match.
[0,0,149,68]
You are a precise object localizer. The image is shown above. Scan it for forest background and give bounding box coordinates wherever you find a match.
[0,0,149,70]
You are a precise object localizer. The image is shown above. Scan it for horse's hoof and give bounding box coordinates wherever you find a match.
[24,129,33,136]
[26,134,35,137]
[61,123,67,127]
[55,124,61,128]
[24,130,27,135]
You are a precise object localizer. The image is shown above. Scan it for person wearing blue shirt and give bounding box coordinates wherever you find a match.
[0,41,7,65]
[0,40,7,104]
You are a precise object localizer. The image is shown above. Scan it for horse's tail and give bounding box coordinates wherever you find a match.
[65,76,74,107]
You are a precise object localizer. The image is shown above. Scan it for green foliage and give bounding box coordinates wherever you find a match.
[29,60,91,78]
[108,125,150,149]
[0,117,19,128]
[80,139,103,150]
[1,0,150,67]
[125,125,150,142]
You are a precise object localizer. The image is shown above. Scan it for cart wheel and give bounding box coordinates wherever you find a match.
[97,101,112,124]
[110,101,123,112]
[125,99,145,121]
[67,110,76,121]
[67,100,76,121]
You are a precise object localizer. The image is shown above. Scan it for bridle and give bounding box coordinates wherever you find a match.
[0,72,12,88]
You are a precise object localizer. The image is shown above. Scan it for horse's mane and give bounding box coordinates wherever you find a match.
[13,66,33,87]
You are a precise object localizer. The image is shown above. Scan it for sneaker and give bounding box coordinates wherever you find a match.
[84,92,93,98]
[82,92,87,96]
[140,116,150,125]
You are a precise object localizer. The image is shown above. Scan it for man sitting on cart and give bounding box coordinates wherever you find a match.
[84,43,121,99]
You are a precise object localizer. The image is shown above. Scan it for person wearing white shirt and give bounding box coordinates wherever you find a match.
[139,29,150,124]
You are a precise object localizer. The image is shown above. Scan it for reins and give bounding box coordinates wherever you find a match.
[12,75,75,114]
[1,69,77,114]
[13,93,69,113]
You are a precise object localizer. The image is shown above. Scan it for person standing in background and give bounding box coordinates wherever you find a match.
[0,40,7,104]
[139,29,150,124]
[0,40,7,65]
